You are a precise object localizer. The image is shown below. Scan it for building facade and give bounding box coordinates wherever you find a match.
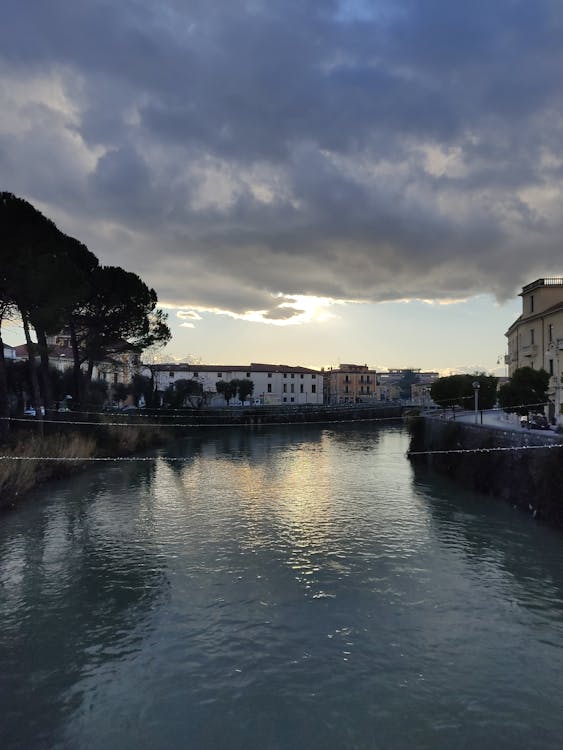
[325,364,378,404]
[145,363,323,406]
[505,277,563,413]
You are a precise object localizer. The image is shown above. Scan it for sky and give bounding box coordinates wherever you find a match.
[2,0,562,374]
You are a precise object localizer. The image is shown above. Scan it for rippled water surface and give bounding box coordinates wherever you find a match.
[1,424,563,749]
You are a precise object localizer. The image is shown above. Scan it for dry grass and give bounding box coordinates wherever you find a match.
[0,432,96,508]
[0,416,173,509]
[98,417,171,454]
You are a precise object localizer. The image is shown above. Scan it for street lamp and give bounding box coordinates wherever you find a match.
[472,381,480,424]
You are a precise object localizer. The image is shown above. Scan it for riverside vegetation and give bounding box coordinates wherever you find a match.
[0,191,172,506]
[0,420,173,510]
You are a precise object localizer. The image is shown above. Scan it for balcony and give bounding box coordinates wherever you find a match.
[521,344,538,357]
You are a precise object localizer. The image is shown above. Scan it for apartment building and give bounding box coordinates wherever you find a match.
[505,278,563,377]
[146,363,323,406]
[505,278,563,416]
[325,364,378,404]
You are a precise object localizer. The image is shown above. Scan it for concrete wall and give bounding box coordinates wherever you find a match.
[408,415,563,529]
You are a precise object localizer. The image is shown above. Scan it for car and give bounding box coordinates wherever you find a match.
[521,413,550,430]
[23,407,36,417]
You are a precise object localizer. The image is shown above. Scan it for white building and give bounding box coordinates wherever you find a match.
[144,362,324,406]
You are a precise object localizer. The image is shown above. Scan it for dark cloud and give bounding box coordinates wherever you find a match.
[1,0,563,312]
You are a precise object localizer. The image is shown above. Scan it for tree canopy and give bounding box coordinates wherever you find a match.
[0,192,170,424]
[430,373,498,410]
[498,367,550,414]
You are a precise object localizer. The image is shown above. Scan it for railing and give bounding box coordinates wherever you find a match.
[522,278,563,293]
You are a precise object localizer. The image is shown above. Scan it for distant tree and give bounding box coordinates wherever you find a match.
[430,373,498,410]
[498,367,550,414]
[163,379,205,409]
[474,374,499,410]
[216,379,238,405]
[131,374,154,407]
[236,378,254,404]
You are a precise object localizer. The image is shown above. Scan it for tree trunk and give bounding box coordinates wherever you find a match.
[68,318,84,407]
[0,321,9,440]
[21,310,44,435]
[21,311,42,412]
[35,326,54,410]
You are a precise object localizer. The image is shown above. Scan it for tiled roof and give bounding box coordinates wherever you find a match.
[147,362,321,374]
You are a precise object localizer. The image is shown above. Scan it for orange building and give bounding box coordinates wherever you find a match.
[326,364,378,404]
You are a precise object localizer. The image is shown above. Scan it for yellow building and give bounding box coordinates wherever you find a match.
[326,364,377,404]
[505,277,563,413]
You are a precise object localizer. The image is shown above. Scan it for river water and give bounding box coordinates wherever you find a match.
[1,423,563,749]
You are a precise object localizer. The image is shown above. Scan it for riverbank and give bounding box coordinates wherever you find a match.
[0,420,173,510]
[408,414,563,529]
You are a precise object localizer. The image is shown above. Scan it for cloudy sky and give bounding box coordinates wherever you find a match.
[2,0,562,372]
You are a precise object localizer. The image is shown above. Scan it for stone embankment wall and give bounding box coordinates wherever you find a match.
[408,416,563,529]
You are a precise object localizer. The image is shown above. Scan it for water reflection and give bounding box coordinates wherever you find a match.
[410,461,563,621]
[1,424,563,749]
[0,467,167,749]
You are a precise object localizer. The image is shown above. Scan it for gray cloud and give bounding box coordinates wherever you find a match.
[2,0,563,312]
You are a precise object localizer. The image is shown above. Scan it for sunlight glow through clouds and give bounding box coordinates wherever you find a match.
[168,295,344,328]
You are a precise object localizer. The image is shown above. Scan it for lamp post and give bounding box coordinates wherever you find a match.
[472,381,480,424]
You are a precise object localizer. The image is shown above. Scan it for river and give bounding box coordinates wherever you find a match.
[1,423,563,749]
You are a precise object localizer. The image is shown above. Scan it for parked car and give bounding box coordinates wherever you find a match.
[521,413,550,430]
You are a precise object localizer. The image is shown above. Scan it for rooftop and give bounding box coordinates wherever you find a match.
[521,278,563,295]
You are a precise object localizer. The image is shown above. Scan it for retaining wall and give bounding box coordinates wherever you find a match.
[408,416,563,529]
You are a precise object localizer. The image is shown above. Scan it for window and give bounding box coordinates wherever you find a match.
[113,373,118,384]
[360,375,364,383]
[284,373,287,378]
[217,373,222,378]
[345,375,349,383]
[267,383,272,393]
[291,384,295,393]
[549,324,553,343]
[530,295,534,313]
[193,372,198,377]
[291,373,295,379]
[367,386,370,393]
[268,372,272,378]
[530,329,535,345]
[283,397,287,402]
[290,397,294,402]
[300,384,304,393]
[312,374,316,379]
[300,374,304,379]
[283,384,287,393]
[311,385,316,394]
[246,372,250,378]
[169,371,175,378]
[345,385,349,393]
[550,360,554,376]
[367,376,371,383]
